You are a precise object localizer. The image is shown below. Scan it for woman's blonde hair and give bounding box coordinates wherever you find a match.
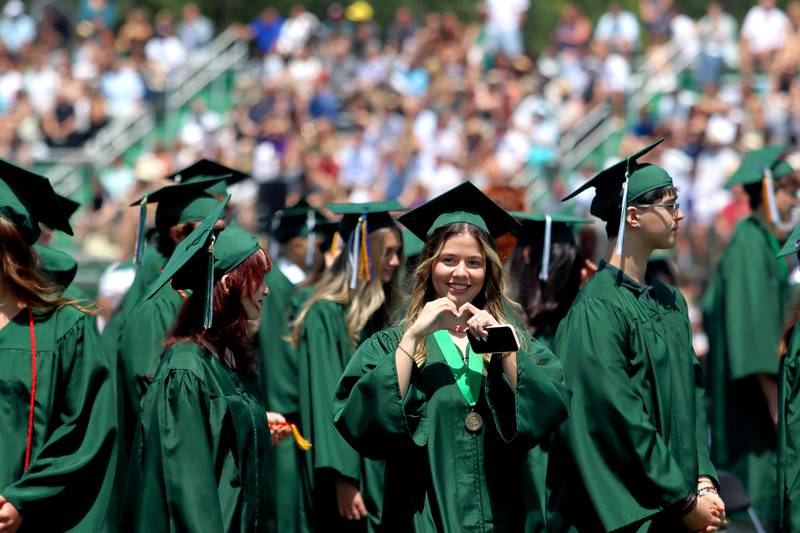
[292,226,403,347]
[403,222,516,362]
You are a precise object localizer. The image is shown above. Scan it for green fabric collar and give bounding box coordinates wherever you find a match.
[427,211,489,237]
[599,260,648,296]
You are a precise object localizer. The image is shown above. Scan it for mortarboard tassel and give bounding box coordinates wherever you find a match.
[133,194,149,265]
[614,159,631,257]
[359,213,372,282]
[269,422,313,450]
[763,167,781,226]
[540,215,552,282]
[330,231,342,257]
[305,210,317,269]
[203,233,217,329]
[349,216,363,289]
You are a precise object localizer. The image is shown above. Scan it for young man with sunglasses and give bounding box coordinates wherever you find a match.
[703,146,800,528]
[547,140,726,532]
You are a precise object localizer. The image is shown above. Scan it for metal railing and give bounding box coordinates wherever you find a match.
[552,37,695,182]
[41,27,249,198]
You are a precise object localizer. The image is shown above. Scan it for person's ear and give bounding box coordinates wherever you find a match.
[219,273,232,295]
[626,206,640,229]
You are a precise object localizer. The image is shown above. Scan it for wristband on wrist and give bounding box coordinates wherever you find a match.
[697,487,718,498]
[397,343,423,367]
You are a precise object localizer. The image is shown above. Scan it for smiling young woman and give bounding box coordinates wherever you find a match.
[332,182,570,532]
[120,204,292,532]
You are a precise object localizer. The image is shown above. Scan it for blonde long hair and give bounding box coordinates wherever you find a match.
[403,222,516,362]
[292,226,403,347]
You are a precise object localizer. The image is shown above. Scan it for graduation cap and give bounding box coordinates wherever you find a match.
[34,244,77,290]
[562,139,671,256]
[164,159,250,195]
[146,195,261,329]
[327,199,404,289]
[510,212,591,281]
[56,193,80,220]
[129,176,229,265]
[272,198,332,268]
[0,158,73,244]
[726,144,790,226]
[398,182,521,243]
[778,224,800,258]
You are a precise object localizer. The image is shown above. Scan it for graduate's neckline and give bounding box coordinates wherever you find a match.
[599,260,648,295]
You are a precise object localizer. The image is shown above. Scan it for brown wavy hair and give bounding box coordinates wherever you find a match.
[403,222,516,362]
[166,249,271,372]
[0,218,93,313]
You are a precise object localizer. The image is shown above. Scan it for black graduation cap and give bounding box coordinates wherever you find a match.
[511,212,591,281]
[129,176,229,264]
[326,200,404,288]
[56,193,80,220]
[0,158,73,244]
[272,198,332,244]
[164,159,250,187]
[398,181,520,241]
[562,139,672,255]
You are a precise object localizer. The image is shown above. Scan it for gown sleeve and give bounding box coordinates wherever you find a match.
[778,330,800,532]
[140,368,225,532]
[2,311,117,530]
[484,331,570,447]
[333,328,428,459]
[299,304,361,482]
[722,237,783,378]
[555,298,691,530]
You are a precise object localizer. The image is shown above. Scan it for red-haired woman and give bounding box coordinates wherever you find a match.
[121,219,292,532]
[0,166,116,532]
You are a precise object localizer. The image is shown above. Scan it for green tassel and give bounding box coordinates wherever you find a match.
[134,194,148,265]
[203,234,216,329]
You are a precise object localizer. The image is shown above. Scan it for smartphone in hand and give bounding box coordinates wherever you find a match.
[467,324,520,354]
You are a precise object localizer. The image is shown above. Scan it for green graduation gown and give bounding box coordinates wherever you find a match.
[100,247,166,357]
[523,326,557,533]
[332,325,570,532]
[117,283,188,453]
[547,262,717,532]
[703,215,788,524]
[0,304,117,531]
[121,341,275,532]
[296,299,388,533]
[257,267,308,533]
[778,325,800,532]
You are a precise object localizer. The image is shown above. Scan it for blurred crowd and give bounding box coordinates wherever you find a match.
[9,0,800,352]
[0,0,212,160]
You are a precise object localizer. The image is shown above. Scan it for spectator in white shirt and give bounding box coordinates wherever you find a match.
[594,2,640,56]
[145,11,188,75]
[0,0,35,54]
[484,0,529,57]
[740,0,789,81]
[276,4,319,57]
[178,3,213,51]
[100,58,145,118]
[696,2,738,86]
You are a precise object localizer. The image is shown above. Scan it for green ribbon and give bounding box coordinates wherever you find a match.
[432,330,484,407]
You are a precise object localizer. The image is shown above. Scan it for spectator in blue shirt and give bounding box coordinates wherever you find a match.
[249,7,284,55]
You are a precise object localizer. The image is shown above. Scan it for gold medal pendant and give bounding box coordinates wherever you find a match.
[465,411,483,433]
